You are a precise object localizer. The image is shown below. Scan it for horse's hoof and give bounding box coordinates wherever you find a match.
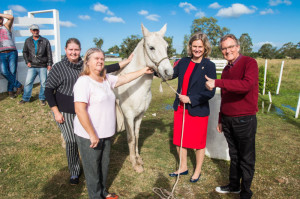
[136,157,144,165]
[134,165,144,173]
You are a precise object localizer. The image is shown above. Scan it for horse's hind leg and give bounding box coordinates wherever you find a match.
[134,115,144,166]
[125,118,144,173]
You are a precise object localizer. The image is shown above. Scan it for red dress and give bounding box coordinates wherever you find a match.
[173,61,209,149]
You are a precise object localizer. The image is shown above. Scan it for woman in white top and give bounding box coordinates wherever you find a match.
[73,48,152,199]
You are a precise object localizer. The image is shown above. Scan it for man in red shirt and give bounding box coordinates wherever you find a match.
[205,34,258,199]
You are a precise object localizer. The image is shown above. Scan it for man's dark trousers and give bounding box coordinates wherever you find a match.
[222,114,257,199]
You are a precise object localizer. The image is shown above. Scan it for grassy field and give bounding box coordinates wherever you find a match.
[0,59,299,199]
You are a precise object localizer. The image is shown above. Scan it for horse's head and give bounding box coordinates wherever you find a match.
[141,24,174,80]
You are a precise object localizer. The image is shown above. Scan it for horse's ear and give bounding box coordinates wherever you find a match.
[158,24,167,36]
[141,23,150,37]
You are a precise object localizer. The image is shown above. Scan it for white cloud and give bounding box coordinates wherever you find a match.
[195,11,205,18]
[138,10,149,15]
[103,17,125,23]
[146,14,160,21]
[107,10,114,16]
[216,3,255,18]
[78,15,91,20]
[255,41,276,49]
[92,2,108,13]
[209,2,222,9]
[179,2,197,13]
[260,8,274,15]
[8,5,27,12]
[269,0,292,6]
[60,21,76,27]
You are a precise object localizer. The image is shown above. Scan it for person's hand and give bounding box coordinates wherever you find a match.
[205,75,215,91]
[127,52,134,63]
[178,94,191,104]
[54,111,65,124]
[217,123,222,133]
[144,67,154,74]
[89,135,99,148]
[47,66,52,71]
[27,63,32,68]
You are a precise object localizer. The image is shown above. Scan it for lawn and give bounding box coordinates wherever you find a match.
[0,59,299,199]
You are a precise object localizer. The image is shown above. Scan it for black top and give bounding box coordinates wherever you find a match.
[172,57,216,117]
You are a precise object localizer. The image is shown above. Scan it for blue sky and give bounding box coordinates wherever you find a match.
[2,0,299,55]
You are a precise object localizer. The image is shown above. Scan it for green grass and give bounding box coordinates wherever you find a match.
[0,59,299,198]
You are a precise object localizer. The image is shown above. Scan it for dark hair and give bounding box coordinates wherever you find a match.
[65,38,81,49]
[187,32,211,58]
[219,34,240,49]
[80,48,106,78]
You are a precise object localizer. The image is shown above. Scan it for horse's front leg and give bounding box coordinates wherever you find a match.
[125,118,143,173]
[134,114,144,166]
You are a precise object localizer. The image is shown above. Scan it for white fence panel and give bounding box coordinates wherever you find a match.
[211,59,227,74]
[0,9,60,93]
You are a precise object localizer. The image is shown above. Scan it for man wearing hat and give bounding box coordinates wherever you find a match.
[19,24,53,105]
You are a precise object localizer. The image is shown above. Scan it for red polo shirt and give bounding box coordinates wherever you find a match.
[215,55,259,122]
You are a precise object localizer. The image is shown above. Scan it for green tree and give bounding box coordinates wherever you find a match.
[191,17,229,46]
[181,34,189,57]
[93,37,104,49]
[107,45,120,54]
[258,43,277,59]
[164,36,176,58]
[277,42,300,59]
[119,35,142,58]
[239,33,253,56]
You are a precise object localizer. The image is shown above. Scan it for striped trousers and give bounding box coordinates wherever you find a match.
[56,112,81,177]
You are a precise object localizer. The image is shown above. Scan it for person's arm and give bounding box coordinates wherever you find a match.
[0,13,14,31]
[118,53,134,69]
[105,53,134,73]
[214,58,258,94]
[75,102,99,148]
[115,67,153,88]
[46,39,53,70]
[188,63,217,106]
[22,39,30,67]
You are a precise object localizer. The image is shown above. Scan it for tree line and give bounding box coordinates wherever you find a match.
[93,17,300,59]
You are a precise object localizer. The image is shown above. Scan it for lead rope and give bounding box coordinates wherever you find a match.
[152,80,186,199]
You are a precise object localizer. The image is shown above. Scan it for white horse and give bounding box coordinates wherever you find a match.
[113,24,174,172]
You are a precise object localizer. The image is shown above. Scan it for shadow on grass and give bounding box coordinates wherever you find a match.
[133,173,172,199]
[107,118,166,190]
[40,167,85,199]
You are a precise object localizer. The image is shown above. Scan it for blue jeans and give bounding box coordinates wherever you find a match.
[0,50,22,92]
[22,67,47,101]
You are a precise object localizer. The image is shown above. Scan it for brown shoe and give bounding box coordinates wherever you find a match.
[40,100,47,106]
[8,91,16,99]
[15,85,24,96]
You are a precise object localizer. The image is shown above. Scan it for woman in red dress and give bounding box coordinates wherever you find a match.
[169,32,216,182]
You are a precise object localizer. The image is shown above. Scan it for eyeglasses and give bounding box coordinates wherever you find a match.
[221,45,237,51]
[32,29,39,31]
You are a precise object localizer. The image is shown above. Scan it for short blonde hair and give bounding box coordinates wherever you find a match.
[187,32,211,58]
[80,48,106,78]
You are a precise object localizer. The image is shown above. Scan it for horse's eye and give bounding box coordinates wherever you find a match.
[149,46,155,51]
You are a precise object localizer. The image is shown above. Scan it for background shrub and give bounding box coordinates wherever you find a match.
[258,65,277,94]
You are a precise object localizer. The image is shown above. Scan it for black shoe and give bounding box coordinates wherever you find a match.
[190,173,201,183]
[215,184,241,194]
[18,100,28,104]
[15,85,24,96]
[40,100,46,106]
[169,170,188,177]
[8,92,16,99]
[70,176,79,185]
